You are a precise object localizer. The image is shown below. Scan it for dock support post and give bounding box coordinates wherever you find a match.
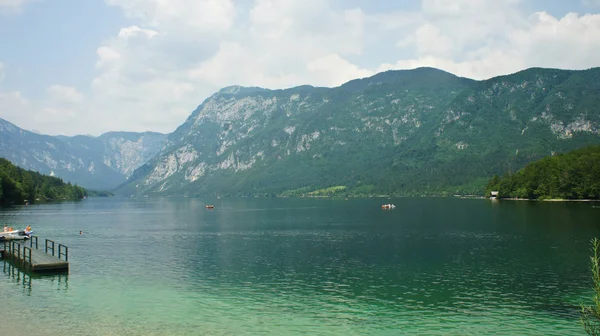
[12,241,21,264]
[23,246,31,268]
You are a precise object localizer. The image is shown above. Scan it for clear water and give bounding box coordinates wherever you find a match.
[1,197,599,335]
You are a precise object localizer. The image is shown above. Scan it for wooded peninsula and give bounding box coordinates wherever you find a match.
[486,145,600,200]
[0,158,87,205]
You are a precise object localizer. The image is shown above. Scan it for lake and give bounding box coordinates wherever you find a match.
[1,197,599,335]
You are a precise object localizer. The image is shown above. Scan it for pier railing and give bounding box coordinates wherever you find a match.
[29,236,68,261]
[30,235,38,249]
[2,240,33,269]
[45,238,55,256]
[59,244,68,261]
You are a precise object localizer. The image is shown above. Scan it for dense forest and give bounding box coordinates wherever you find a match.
[87,190,114,197]
[0,158,87,205]
[486,145,600,200]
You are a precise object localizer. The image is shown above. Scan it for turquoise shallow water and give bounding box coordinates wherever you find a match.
[1,197,599,335]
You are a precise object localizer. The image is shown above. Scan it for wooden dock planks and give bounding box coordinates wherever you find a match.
[27,248,69,272]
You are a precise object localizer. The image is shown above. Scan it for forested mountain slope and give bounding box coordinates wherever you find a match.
[122,67,600,197]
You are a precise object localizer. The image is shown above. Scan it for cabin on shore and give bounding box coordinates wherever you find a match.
[490,191,499,198]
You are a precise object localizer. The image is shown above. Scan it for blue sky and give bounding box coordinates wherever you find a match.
[1,0,600,135]
[0,1,127,98]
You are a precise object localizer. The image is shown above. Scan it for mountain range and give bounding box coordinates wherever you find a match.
[0,118,166,190]
[2,66,600,196]
[119,66,600,197]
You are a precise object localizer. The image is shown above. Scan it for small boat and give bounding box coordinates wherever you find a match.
[0,230,32,241]
[206,205,215,209]
[381,204,396,210]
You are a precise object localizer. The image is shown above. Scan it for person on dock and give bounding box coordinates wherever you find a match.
[3,225,7,232]
[25,225,32,234]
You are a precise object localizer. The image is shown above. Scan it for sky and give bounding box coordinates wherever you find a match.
[1,0,600,136]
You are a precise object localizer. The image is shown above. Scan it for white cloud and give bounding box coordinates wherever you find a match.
[511,12,600,70]
[0,80,89,134]
[306,54,374,84]
[421,0,521,17]
[384,7,600,79]
[0,0,27,7]
[35,107,78,126]
[105,0,236,31]
[117,25,158,39]
[0,63,31,127]
[0,90,33,127]
[46,85,85,104]
[96,47,121,68]
[3,0,600,135]
[399,23,455,57]
[0,0,31,14]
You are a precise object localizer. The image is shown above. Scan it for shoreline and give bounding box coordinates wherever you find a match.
[130,193,600,202]
[494,198,600,202]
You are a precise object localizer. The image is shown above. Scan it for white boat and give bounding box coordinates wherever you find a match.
[0,230,32,241]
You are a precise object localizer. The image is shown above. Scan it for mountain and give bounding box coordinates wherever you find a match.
[121,67,600,197]
[0,118,167,190]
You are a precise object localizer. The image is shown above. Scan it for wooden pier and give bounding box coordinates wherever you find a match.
[1,236,69,273]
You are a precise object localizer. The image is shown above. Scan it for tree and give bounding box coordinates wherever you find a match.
[486,175,500,193]
[489,145,600,200]
[582,238,600,335]
[0,158,87,205]
[20,171,34,201]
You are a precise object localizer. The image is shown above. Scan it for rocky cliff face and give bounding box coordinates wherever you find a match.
[0,119,167,190]
[124,67,600,196]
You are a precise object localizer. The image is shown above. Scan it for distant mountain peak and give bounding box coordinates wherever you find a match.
[0,118,167,190]
[218,85,270,95]
[339,66,472,92]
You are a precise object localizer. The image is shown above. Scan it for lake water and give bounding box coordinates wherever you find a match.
[1,197,599,335]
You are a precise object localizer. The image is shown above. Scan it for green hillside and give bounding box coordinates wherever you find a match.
[120,67,600,197]
[0,158,87,205]
[487,145,600,200]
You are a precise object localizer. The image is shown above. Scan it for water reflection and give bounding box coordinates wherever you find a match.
[2,259,69,295]
[2,261,32,295]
